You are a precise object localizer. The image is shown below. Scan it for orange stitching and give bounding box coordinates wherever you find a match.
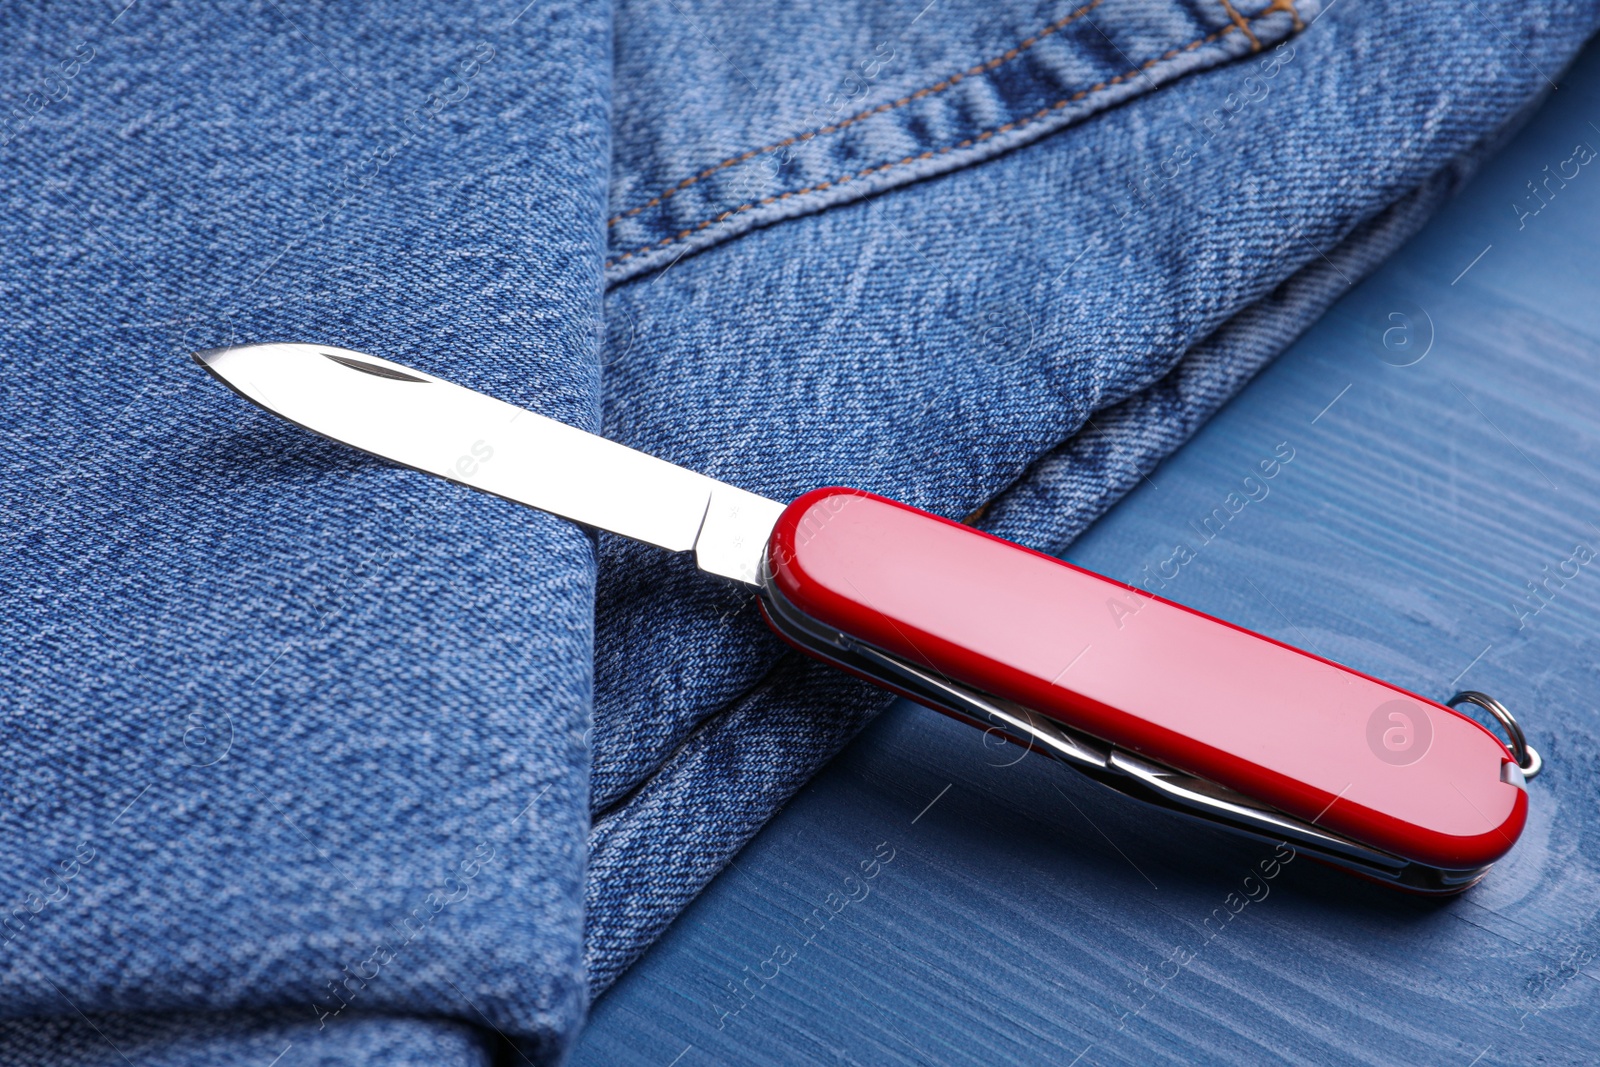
[606,10,1284,269]
[1216,0,1260,50]
[605,0,1106,227]
[1267,0,1304,30]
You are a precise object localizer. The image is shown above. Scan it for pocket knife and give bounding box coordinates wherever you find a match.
[196,343,1538,894]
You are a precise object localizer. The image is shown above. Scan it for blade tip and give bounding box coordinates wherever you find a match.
[191,346,234,372]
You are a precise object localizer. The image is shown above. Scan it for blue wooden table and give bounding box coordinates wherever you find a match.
[571,40,1600,1067]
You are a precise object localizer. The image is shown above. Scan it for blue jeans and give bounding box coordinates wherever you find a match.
[1,0,1595,1062]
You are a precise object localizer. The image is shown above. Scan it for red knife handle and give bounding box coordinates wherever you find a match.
[763,488,1527,871]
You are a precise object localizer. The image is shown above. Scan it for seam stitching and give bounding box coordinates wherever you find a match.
[1217,0,1261,50]
[1270,0,1305,31]
[605,0,1106,227]
[606,13,1269,270]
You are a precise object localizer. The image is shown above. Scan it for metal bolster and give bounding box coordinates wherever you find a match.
[760,584,1490,895]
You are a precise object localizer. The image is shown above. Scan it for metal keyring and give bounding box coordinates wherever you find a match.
[1448,691,1541,780]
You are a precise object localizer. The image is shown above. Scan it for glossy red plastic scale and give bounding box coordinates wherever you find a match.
[762,488,1528,875]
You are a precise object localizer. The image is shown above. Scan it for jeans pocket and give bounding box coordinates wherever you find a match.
[606,0,1315,283]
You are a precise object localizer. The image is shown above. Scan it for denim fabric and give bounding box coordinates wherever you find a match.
[606,0,1315,282]
[2,0,1597,1063]
[1,0,607,1063]
[8,1011,494,1067]
[585,0,1600,992]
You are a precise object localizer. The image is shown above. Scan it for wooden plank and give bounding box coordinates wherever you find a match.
[572,39,1600,1067]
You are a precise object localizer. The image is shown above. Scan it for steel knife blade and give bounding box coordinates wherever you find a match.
[194,343,784,584]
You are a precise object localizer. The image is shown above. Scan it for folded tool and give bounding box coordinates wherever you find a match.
[196,343,1539,894]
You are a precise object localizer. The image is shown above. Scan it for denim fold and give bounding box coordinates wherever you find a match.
[3,0,609,1062]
